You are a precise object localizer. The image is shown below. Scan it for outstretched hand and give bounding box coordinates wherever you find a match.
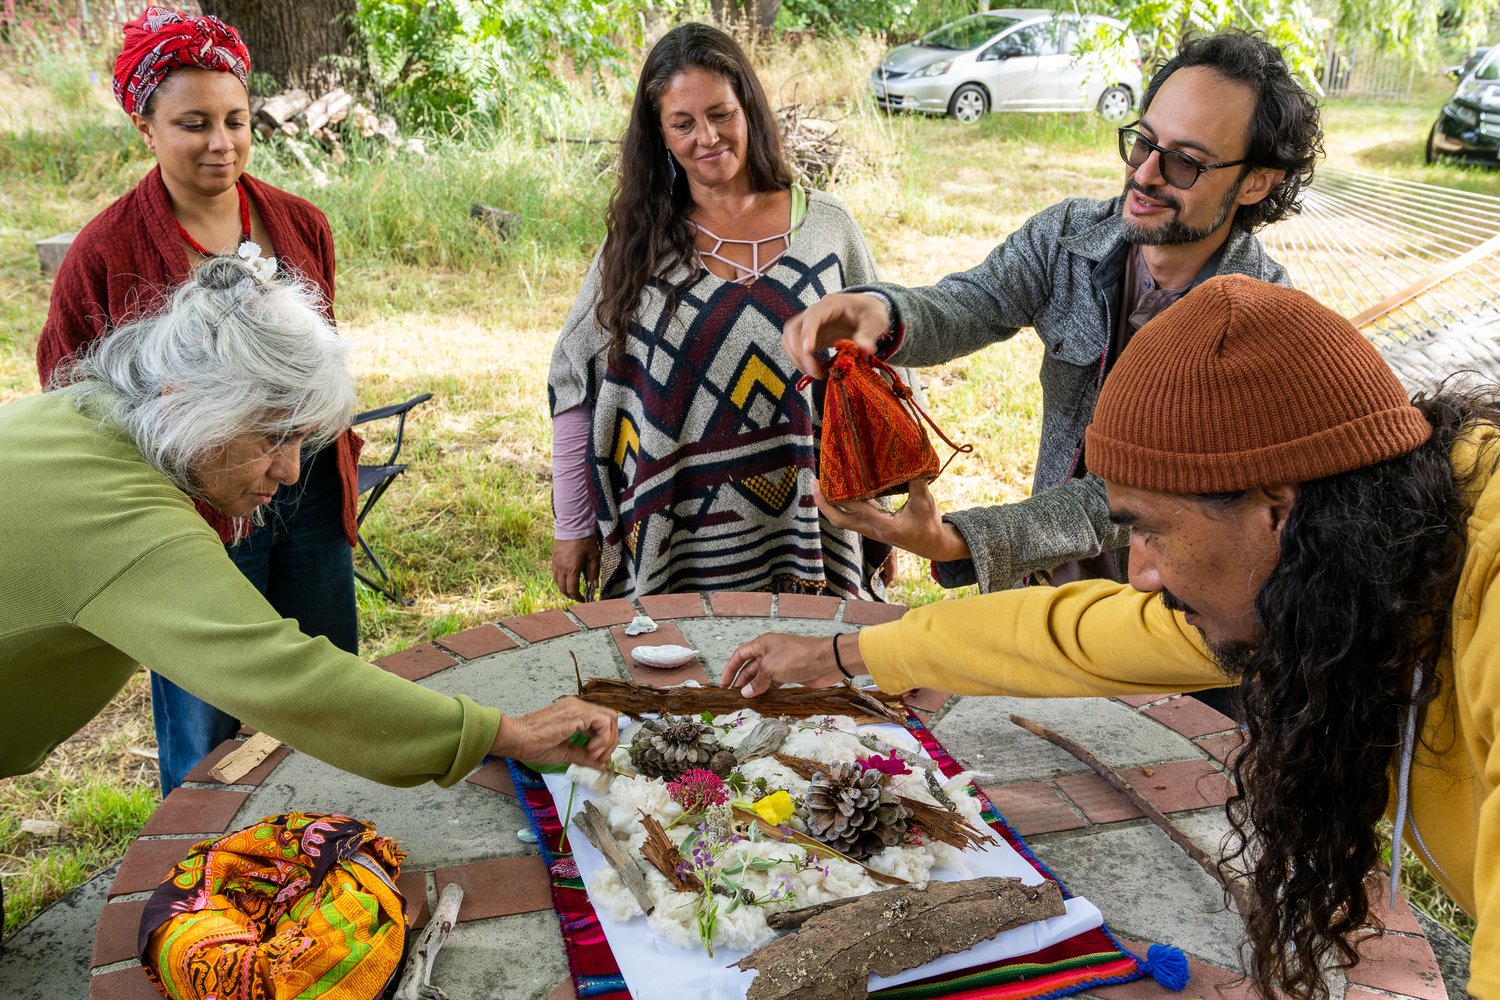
[720,633,848,698]
[781,292,890,379]
[493,696,618,770]
[813,479,970,563]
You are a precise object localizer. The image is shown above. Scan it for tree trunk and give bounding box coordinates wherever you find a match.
[709,0,783,32]
[197,0,366,95]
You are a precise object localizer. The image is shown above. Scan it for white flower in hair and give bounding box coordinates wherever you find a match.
[237,240,278,283]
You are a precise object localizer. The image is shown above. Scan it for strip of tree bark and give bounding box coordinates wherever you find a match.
[639,812,703,892]
[737,876,1066,1000]
[576,676,906,724]
[1007,712,1250,917]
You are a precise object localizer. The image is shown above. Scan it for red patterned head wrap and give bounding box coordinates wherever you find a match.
[113,6,251,116]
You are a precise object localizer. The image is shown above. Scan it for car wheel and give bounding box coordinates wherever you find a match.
[948,84,988,124]
[1096,85,1133,123]
[1425,121,1439,164]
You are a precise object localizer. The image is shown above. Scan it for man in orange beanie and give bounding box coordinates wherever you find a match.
[723,274,1500,1000]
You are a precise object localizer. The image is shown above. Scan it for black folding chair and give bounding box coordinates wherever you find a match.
[350,393,433,605]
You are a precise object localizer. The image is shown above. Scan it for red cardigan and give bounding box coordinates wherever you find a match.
[37,166,361,546]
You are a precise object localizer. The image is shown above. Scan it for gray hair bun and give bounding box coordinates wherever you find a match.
[195,254,261,292]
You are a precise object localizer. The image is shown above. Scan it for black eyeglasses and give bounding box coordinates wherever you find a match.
[1117,124,1249,190]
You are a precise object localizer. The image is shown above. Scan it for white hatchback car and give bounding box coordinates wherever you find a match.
[871,9,1142,123]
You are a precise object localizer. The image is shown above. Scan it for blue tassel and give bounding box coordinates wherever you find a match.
[1140,943,1190,991]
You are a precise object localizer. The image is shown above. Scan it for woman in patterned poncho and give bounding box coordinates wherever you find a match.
[548,22,897,601]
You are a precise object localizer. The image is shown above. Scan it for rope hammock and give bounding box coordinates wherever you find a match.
[1257,166,1500,390]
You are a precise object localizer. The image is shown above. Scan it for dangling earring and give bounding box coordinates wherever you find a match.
[666,152,678,186]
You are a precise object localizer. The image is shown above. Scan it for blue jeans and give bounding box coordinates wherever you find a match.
[151,448,358,792]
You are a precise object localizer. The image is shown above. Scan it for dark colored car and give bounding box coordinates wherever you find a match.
[1428,46,1500,165]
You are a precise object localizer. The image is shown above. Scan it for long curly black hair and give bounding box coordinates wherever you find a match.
[1218,387,1500,998]
[593,22,791,357]
[1142,30,1324,232]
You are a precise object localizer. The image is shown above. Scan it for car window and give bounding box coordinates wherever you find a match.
[1000,23,1050,57]
[922,14,1020,51]
[1475,48,1500,81]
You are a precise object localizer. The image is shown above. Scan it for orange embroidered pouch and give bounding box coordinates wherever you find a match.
[807,340,971,504]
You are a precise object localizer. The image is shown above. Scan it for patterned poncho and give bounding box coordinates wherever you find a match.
[549,189,891,599]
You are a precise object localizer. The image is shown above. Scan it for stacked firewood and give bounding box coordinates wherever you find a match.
[250,87,423,183]
[776,102,844,189]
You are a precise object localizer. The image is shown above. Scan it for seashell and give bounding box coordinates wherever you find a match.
[629,643,699,669]
[623,614,659,636]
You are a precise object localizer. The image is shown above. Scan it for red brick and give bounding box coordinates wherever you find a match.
[982,782,1085,836]
[1115,694,1165,709]
[903,688,951,714]
[776,594,841,619]
[708,591,773,617]
[1347,932,1447,1000]
[501,610,580,643]
[1055,773,1144,824]
[435,624,518,660]
[90,966,162,1000]
[1094,940,1251,1000]
[397,870,431,930]
[140,788,248,836]
[1195,731,1246,767]
[465,758,517,798]
[637,593,708,619]
[436,856,553,921]
[110,838,198,897]
[1364,885,1423,935]
[842,600,907,626]
[546,979,580,1000]
[1143,696,1237,739]
[374,642,457,681]
[613,621,709,686]
[568,598,639,629]
[92,899,147,967]
[182,740,290,786]
[1125,759,1233,814]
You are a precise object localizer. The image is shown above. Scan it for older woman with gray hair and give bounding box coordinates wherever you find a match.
[1,256,617,788]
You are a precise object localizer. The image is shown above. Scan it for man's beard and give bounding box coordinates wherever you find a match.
[1160,589,1258,679]
[1120,178,1241,246]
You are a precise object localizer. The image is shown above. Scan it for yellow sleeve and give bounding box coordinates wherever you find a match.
[1458,544,1500,999]
[859,579,1225,698]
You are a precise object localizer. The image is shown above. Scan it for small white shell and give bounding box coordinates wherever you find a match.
[630,644,699,668]
[623,614,659,636]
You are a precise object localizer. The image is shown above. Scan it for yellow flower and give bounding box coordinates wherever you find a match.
[751,790,794,825]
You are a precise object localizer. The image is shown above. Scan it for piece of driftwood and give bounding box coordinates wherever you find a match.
[394,881,463,1000]
[573,801,655,914]
[1008,713,1251,917]
[773,754,996,852]
[577,676,905,724]
[730,806,907,888]
[732,718,790,763]
[639,812,702,892]
[737,876,1065,1000]
[208,732,281,783]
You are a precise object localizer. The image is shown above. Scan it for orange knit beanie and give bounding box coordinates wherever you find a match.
[1085,275,1432,493]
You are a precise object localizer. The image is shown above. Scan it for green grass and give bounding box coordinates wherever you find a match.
[0,33,1484,946]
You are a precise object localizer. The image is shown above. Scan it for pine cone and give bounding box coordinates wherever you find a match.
[627,718,734,780]
[804,762,912,859]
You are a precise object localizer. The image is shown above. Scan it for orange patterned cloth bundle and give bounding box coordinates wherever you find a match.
[810,339,971,503]
[138,812,407,1000]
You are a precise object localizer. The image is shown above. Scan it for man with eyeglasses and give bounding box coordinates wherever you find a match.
[781,31,1323,609]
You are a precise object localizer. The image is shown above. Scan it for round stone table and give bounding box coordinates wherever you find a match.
[58,593,1457,1000]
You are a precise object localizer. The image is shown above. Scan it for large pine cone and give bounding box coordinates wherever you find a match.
[805,762,912,859]
[627,718,736,780]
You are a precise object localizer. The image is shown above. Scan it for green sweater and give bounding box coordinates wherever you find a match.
[0,389,500,785]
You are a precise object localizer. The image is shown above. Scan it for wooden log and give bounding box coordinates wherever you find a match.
[394,881,463,1000]
[255,87,312,128]
[572,801,656,914]
[1008,713,1250,918]
[738,876,1065,1000]
[303,87,352,132]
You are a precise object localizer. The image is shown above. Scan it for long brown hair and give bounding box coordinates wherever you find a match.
[593,22,791,356]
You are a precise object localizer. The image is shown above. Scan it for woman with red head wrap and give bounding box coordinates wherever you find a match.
[37,6,363,795]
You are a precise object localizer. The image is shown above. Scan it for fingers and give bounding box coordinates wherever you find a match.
[781,310,827,380]
[721,641,761,687]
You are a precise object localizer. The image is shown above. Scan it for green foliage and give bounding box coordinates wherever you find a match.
[355,0,660,126]
[776,0,976,37]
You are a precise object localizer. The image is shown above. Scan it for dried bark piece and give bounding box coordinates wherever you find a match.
[577,676,905,725]
[572,801,655,915]
[732,718,791,763]
[639,812,701,892]
[775,754,997,853]
[736,876,1066,1000]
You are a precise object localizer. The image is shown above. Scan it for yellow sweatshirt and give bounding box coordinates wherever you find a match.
[860,426,1500,998]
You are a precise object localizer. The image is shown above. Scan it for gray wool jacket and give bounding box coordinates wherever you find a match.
[864,195,1291,592]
